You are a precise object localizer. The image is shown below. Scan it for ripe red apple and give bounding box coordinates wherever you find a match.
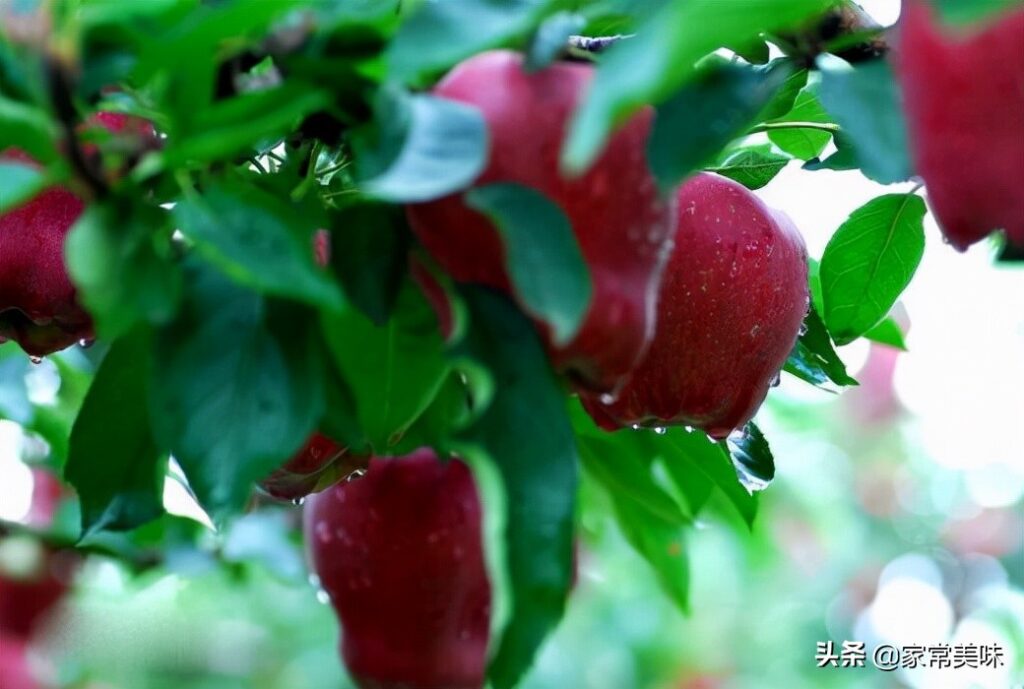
[304,449,490,689]
[896,0,1024,251]
[405,50,676,393]
[258,433,363,502]
[0,113,155,357]
[582,173,809,439]
[0,469,76,640]
[0,634,41,689]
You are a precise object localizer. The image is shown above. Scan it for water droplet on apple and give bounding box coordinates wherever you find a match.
[598,392,617,405]
[308,574,321,588]
[78,338,95,349]
[315,589,331,605]
[28,356,42,365]
[315,521,333,543]
[799,322,809,336]
[291,497,305,506]
[654,426,667,435]
[630,424,641,431]
[770,373,781,387]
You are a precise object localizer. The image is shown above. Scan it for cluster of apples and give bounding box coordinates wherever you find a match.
[303,50,810,689]
[1,3,1021,686]
[0,470,76,689]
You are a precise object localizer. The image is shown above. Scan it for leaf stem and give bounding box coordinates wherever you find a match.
[749,121,841,134]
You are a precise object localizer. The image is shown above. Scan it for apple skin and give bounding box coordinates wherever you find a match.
[0,112,155,357]
[582,173,809,439]
[259,433,364,502]
[896,0,1024,251]
[0,634,40,689]
[304,449,490,689]
[406,50,677,393]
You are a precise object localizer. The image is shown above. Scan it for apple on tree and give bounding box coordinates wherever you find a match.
[258,433,365,502]
[406,50,677,393]
[583,173,809,439]
[0,470,76,641]
[895,0,1024,251]
[0,112,155,357]
[304,449,490,689]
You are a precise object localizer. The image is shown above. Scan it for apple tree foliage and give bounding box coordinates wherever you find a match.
[0,0,1019,686]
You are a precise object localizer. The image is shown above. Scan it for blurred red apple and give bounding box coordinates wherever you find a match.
[406,50,676,393]
[896,0,1024,250]
[0,633,41,689]
[583,173,808,438]
[0,470,76,640]
[305,449,490,689]
[0,112,155,357]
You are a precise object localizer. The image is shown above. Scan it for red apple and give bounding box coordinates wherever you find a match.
[405,50,676,393]
[582,173,808,439]
[0,634,41,689]
[258,433,361,502]
[896,0,1024,251]
[0,113,155,357]
[304,449,490,689]
[0,470,75,640]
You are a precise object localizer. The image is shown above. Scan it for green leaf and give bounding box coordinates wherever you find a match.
[321,281,449,452]
[66,203,183,340]
[934,0,1024,25]
[455,288,577,689]
[767,86,834,160]
[0,161,46,214]
[465,183,591,345]
[649,58,796,190]
[387,0,555,84]
[525,11,586,72]
[0,97,58,164]
[660,427,758,528]
[563,0,830,172]
[578,433,691,612]
[360,92,488,203]
[757,67,809,121]
[66,329,166,538]
[161,85,331,168]
[817,57,913,184]
[173,181,343,312]
[803,129,860,172]
[784,304,859,388]
[820,194,927,345]
[728,39,770,64]
[149,262,325,520]
[327,202,410,326]
[863,315,907,351]
[724,422,775,493]
[710,144,790,190]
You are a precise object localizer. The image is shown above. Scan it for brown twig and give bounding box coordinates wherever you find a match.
[45,56,109,199]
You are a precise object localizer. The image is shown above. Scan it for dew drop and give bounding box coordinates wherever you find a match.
[599,392,617,405]
[28,356,42,365]
[798,322,809,336]
[770,373,782,388]
[315,589,331,605]
[315,521,333,543]
[654,426,667,435]
[630,424,642,431]
[78,338,95,349]
[291,497,305,506]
